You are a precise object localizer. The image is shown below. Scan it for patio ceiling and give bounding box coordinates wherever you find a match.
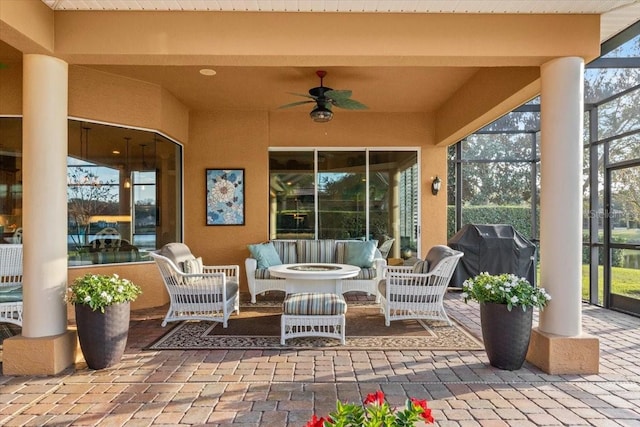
[2,2,639,118]
[40,0,640,43]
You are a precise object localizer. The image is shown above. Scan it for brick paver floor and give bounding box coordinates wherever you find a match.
[1,291,639,426]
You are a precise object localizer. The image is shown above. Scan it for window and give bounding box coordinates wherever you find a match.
[65,119,182,265]
[269,149,419,259]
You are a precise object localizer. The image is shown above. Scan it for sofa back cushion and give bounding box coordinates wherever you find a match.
[296,239,336,263]
[271,240,298,264]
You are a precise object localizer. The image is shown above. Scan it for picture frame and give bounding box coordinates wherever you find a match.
[205,169,245,226]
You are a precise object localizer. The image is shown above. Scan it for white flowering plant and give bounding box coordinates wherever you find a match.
[461,272,551,312]
[67,274,142,313]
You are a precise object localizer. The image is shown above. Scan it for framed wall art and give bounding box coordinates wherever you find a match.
[205,168,245,225]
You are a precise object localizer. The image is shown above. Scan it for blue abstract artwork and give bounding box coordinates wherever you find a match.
[206,169,245,225]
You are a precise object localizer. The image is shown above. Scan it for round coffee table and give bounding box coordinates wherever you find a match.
[268,263,360,294]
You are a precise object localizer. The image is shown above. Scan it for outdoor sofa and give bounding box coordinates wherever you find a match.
[245,239,386,303]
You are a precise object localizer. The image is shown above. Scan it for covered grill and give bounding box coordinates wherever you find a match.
[448,224,536,288]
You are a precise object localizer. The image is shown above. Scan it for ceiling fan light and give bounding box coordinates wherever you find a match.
[310,105,333,123]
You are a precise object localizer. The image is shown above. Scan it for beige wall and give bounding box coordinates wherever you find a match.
[186,110,446,293]
[1,63,448,304]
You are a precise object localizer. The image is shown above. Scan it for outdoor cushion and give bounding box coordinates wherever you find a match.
[344,240,377,268]
[0,285,22,303]
[181,257,203,274]
[160,243,195,268]
[270,240,297,264]
[412,260,430,274]
[254,268,281,280]
[254,267,375,281]
[425,245,457,272]
[174,280,238,301]
[282,292,347,315]
[248,242,283,269]
[353,267,377,280]
[296,240,336,263]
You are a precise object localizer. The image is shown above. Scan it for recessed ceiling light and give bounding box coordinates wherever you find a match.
[112,150,121,154]
[199,69,217,76]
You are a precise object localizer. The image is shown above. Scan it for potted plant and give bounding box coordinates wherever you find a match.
[67,273,142,370]
[461,272,552,370]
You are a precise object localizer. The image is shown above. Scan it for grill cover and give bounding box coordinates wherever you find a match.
[448,224,536,288]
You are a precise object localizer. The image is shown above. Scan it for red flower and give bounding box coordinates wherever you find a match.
[305,414,326,427]
[410,398,434,423]
[364,390,386,406]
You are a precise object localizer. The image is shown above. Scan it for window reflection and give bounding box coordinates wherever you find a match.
[65,120,181,265]
[269,149,419,258]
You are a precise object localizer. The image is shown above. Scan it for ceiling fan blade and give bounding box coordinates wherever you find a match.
[330,98,368,110]
[287,92,317,100]
[278,100,315,109]
[324,89,352,100]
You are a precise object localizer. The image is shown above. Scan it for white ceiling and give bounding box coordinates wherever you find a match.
[41,0,640,42]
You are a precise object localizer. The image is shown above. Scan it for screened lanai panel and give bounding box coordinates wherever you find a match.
[585,69,640,105]
[609,132,640,164]
[597,86,640,139]
[460,161,534,239]
[475,111,540,133]
[462,133,535,160]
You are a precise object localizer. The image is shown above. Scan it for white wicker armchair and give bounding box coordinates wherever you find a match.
[379,245,463,326]
[150,243,240,328]
[0,244,23,326]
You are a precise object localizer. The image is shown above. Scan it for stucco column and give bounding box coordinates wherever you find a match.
[3,54,77,375]
[526,57,599,374]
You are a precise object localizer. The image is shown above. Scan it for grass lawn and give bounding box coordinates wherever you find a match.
[580,264,640,301]
[536,265,640,303]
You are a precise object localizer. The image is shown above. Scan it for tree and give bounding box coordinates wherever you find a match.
[67,166,118,251]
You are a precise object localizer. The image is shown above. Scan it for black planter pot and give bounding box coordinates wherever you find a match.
[75,302,130,370]
[480,302,533,371]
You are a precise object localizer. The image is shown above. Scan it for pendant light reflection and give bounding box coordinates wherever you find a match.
[123,137,131,189]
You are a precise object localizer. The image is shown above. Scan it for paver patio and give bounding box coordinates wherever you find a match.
[1,292,639,426]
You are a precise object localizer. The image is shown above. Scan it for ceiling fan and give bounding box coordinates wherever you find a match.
[279,70,368,122]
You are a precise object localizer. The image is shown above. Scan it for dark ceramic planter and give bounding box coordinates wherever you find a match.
[480,302,533,371]
[75,302,130,370]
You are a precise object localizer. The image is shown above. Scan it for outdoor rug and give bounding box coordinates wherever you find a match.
[146,303,483,351]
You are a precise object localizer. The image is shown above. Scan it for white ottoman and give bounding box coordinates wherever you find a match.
[281,292,347,345]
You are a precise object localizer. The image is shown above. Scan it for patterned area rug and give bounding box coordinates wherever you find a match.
[146,303,483,351]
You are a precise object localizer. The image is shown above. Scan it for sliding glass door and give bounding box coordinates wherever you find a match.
[269,149,419,258]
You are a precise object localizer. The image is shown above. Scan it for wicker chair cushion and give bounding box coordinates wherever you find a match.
[412,260,430,274]
[175,280,239,300]
[159,243,195,268]
[181,257,203,274]
[0,285,22,302]
[283,292,347,315]
[425,245,457,272]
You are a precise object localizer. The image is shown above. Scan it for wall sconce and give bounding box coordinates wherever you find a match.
[431,176,441,196]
